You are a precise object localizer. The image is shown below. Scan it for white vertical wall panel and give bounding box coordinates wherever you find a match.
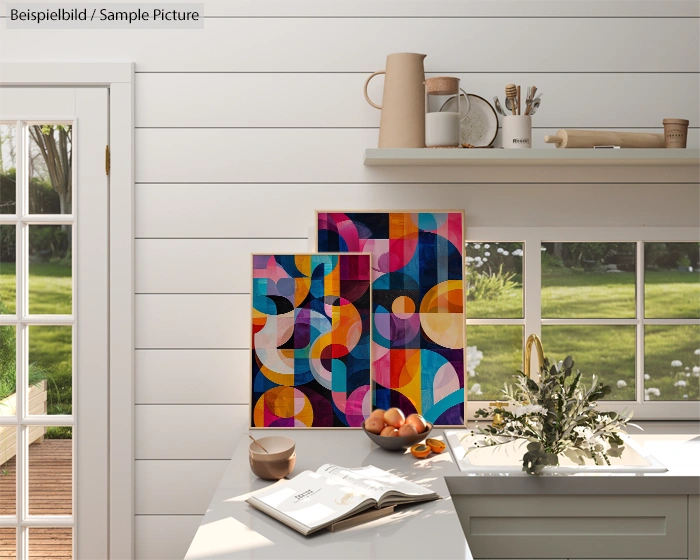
[135,461,229,514]
[134,515,203,560]
[135,183,700,239]
[135,349,249,404]
[135,405,248,459]
[135,294,249,349]
[3,18,697,72]
[2,0,696,17]
[134,128,700,184]
[136,72,700,129]
[135,238,308,294]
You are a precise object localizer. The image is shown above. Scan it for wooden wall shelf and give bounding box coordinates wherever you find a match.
[363,148,700,167]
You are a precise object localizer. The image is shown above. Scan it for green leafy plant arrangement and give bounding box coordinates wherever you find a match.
[473,355,637,475]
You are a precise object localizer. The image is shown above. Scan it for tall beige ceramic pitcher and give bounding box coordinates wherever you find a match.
[364,53,427,148]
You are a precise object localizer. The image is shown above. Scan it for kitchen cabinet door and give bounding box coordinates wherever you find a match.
[454,494,687,559]
[689,495,699,560]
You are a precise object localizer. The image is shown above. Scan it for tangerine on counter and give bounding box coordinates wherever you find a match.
[410,444,431,459]
[425,438,446,453]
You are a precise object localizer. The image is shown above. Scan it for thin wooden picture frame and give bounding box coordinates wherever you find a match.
[315,210,467,428]
[249,253,373,429]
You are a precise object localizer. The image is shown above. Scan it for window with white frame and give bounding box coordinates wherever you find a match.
[465,228,700,421]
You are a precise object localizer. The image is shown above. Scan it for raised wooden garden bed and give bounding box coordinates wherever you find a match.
[0,381,48,466]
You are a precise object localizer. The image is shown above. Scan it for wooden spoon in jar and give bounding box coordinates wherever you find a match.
[505,84,517,116]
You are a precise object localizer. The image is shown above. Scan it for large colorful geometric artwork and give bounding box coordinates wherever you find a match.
[251,254,372,427]
[317,212,465,425]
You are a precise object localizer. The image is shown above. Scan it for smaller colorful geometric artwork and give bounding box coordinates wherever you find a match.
[251,254,372,427]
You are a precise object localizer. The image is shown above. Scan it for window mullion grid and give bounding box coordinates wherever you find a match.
[11,123,77,560]
[539,242,644,405]
[15,120,28,560]
[524,235,541,376]
[643,318,700,325]
[466,231,698,420]
[541,318,637,325]
[465,239,526,416]
[636,241,645,405]
[465,319,524,326]
[70,116,78,560]
[26,198,77,552]
[20,215,75,225]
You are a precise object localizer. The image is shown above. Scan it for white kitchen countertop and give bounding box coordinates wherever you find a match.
[185,423,699,560]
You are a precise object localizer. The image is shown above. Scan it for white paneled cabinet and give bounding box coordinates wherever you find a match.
[455,495,690,559]
[689,495,700,560]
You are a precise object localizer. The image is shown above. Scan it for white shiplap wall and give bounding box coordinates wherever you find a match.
[2,2,700,558]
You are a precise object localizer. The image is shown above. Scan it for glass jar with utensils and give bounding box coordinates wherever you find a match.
[424,76,469,147]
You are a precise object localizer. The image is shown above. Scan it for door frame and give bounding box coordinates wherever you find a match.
[0,62,135,559]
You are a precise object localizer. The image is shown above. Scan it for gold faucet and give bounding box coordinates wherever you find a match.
[490,334,546,428]
[523,333,545,379]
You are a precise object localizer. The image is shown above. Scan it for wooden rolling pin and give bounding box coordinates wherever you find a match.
[543,129,665,149]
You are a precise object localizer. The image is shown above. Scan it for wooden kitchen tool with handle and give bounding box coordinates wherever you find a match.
[544,129,665,149]
[505,84,517,116]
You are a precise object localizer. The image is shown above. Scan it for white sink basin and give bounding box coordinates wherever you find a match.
[445,430,668,474]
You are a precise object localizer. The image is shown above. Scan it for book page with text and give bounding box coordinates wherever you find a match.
[317,464,434,501]
[250,471,374,531]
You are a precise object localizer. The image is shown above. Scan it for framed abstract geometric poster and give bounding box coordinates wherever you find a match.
[317,212,466,426]
[251,254,372,427]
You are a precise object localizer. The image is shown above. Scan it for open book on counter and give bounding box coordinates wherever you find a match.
[246,464,440,535]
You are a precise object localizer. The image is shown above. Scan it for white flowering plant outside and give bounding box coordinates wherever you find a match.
[465,242,522,304]
[645,350,700,402]
[466,345,483,378]
[473,356,636,475]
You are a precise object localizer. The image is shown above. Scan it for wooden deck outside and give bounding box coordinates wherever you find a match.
[0,439,72,560]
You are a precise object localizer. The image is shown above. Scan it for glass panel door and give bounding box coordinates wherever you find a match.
[0,88,109,560]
